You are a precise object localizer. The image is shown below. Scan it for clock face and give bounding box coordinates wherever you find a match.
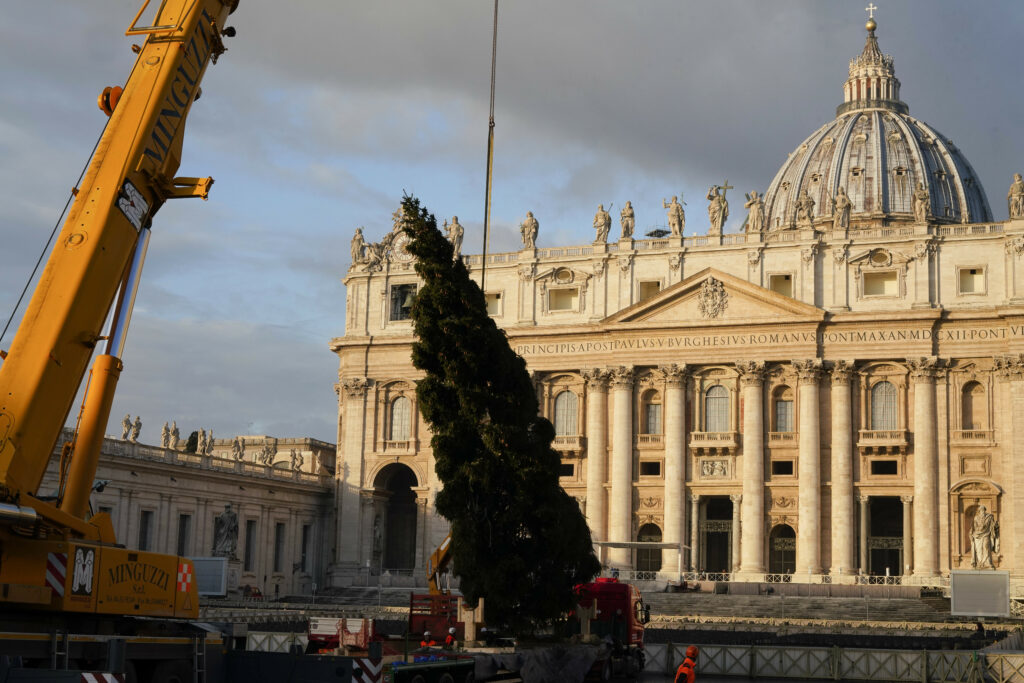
[392,232,413,261]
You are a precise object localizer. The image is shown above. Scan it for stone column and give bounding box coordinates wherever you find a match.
[830,361,855,577]
[859,495,869,574]
[901,496,914,576]
[737,361,766,575]
[996,355,1024,575]
[608,366,634,568]
[583,369,611,552]
[908,357,941,577]
[793,359,823,575]
[689,494,700,571]
[334,377,371,579]
[662,364,689,572]
[730,494,742,573]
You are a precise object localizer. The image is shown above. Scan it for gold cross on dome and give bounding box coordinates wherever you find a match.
[865,3,878,19]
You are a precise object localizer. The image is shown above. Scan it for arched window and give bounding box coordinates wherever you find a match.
[705,385,729,432]
[870,381,898,430]
[962,381,986,430]
[636,523,662,572]
[553,391,578,436]
[389,396,411,441]
[773,385,794,432]
[641,390,662,435]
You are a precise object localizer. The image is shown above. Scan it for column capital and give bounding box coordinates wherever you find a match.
[688,492,700,504]
[792,358,824,383]
[730,493,743,504]
[609,366,635,388]
[341,377,372,398]
[995,354,1024,379]
[736,360,766,386]
[829,360,856,384]
[906,356,944,381]
[582,367,612,389]
[858,494,870,504]
[659,363,689,387]
[900,495,914,504]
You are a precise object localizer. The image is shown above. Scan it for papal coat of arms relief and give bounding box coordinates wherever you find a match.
[697,277,729,319]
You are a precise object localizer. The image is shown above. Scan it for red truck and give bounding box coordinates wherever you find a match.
[572,577,650,680]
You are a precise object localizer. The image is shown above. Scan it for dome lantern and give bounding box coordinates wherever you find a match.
[838,15,906,116]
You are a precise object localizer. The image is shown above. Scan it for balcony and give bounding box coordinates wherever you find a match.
[636,434,663,448]
[768,431,797,446]
[951,429,995,445]
[552,435,584,451]
[689,431,738,454]
[382,440,412,452]
[857,429,908,454]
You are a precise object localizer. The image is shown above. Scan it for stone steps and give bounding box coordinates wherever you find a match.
[644,592,954,622]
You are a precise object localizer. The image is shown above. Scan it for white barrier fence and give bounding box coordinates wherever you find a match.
[643,642,1024,682]
[247,632,308,654]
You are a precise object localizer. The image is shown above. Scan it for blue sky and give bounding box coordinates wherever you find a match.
[1,1,1022,445]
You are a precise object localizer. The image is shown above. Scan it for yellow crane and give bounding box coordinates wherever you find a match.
[0,0,238,620]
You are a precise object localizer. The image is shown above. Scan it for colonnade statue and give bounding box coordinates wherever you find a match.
[662,196,685,236]
[519,211,538,248]
[593,204,611,243]
[971,505,998,569]
[743,191,764,234]
[619,201,634,238]
[706,183,732,235]
[213,503,239,558]
[1008,173,1024,219]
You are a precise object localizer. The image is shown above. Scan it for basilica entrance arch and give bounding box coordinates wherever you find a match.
[768,524,796,575]
[373,464,418,571]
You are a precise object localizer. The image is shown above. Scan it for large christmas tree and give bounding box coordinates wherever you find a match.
[402,196,599,632]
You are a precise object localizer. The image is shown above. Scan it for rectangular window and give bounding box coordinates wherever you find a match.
[644,403,662,435]
[775,400,794,432]
[389,284,416,321]
[863,271,898,296]
[300,525,311,573]
[871,460,898,475]
[273,522,286,573]
[176,513,192,557]
[771,460,794,476]
[138,510,154,551]
[244,520,257,572]
[958,267,985,295]
[640,461,661,477]
[769,274,793,298]
[548,288,579,312]
[559,463,575,478]
[638,281,661,302]
[485,292,503,316]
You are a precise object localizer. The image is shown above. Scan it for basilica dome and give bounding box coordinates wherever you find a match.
[761,20,992,231]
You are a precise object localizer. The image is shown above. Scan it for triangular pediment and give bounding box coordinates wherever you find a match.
[604,268,824,326]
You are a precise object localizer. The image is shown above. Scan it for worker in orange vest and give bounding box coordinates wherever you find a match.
[444,627,457,649]
[674,645,699,683]
[420,631,436,648]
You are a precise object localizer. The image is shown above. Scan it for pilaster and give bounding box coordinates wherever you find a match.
[830,361,856,576]
[661,364,689,571]
[332,377,371,584]
[908,356,942,577]
[793,359,823,575]
[736,360,766,575]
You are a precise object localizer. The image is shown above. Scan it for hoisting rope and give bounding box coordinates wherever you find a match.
[480,0,499,292]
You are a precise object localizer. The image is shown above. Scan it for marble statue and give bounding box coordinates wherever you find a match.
[170,421,180,450]
[833,185,853,229]
[290,448,303,471]
[445,216,464,258]
[795,189,816,228]
[662,195,685,236]
[121,414,132,440]
[232,436,244,461]
[913,181,930,223]
[198,428,207,456]
[743,191,764,234]
[620,201,635,238]
[130,416,141,443]
[212,503,239,557]
[1008,173,1024,219]
[593,204,611,243]
[519,211,538,248]
[971,505,998,569]
[350,227,367,264]
[205,429,214,455]
[706,184,731,235]
[259,438,277,466]
[161,422,170,448]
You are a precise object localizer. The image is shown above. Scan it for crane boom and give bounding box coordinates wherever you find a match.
[0,0,238,619]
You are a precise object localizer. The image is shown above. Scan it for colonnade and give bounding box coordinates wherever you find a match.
[577,358,943,579]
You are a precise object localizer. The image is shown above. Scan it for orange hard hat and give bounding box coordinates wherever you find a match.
[686,645,699,658]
